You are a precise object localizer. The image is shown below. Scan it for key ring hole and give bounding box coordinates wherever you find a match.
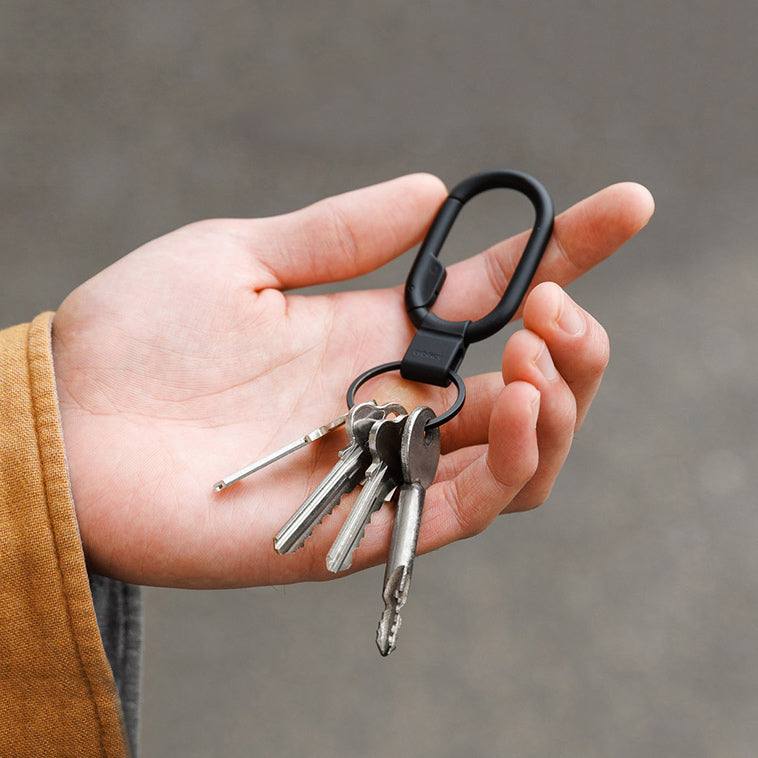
[346,362,466,430]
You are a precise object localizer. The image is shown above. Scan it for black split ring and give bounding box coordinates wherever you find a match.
[345,361,466,430]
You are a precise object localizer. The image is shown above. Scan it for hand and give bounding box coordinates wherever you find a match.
[52,174,653,588]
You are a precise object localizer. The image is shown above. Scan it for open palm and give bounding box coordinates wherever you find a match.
[52,174,653,588]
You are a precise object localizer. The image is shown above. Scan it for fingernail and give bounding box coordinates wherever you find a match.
[529,390,541,428]
[534,342,558,381]
[557,292,586,335]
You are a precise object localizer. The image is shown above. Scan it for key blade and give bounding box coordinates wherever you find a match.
[380,482,423,595]
[326,463,392,573]
[213,415,348,492]
[274,410,390,553]
[327,415,407,573]
[273,445,365,554]
[375,406,435,656]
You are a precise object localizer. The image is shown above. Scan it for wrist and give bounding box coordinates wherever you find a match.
[51,318,95,562]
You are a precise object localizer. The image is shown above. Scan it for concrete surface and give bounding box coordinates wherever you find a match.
[2,2,757,756]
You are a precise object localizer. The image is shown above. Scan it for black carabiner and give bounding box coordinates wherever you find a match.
[401,170,554,385]
[347,170,554,429]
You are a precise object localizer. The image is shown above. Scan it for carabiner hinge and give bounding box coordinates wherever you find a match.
[399,314,469,387]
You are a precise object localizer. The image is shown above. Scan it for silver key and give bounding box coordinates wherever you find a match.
[273,402,406,555]
[213,413,349,492]
[376,406,440,656]
[326,414,407,574]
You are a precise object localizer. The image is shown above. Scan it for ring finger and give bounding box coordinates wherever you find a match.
[501,329,577,512]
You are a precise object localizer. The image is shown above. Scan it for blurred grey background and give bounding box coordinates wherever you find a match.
[2,2,757,756]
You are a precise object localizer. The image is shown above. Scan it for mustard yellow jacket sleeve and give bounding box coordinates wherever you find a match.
[0,313,127,757]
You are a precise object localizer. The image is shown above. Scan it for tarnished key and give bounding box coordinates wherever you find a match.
[376,405,440,656]
[326,414,407,574]
[273,402,406,555]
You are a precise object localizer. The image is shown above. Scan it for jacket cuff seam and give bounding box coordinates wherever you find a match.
[26,312,117,758]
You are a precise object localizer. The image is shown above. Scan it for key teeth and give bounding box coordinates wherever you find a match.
[326,514,372,573]
[273,498,342,555]
[274,453,366,555]
[376,606,402,656]
[382,565,409,606]
[376,565,409,656]
[273,535,305,555]
[387,612,402,653]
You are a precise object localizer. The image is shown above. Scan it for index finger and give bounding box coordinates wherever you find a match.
[431,182,654,322]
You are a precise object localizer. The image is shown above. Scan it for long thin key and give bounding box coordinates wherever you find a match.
[213,413,349,492]
[326,414,407,574]
[377,405,440,656]
[273,402,406,555]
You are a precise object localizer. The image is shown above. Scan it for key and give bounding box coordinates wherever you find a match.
[273,401,406,555]
[213,413,349,492]
[376,405,440,656]
[326,414,407,574]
